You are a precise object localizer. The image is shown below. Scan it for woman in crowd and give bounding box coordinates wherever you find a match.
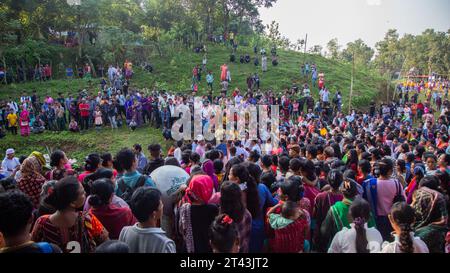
[78,153,101,183]
[88,178,136,239]
[31,176,109,253]
[381,202,429,253]
[328,198,383,253]
[177,174,218,253]
[209,214,241,253]
[411,175,448,253]
[219,181,252,253]
[17,155,46,208]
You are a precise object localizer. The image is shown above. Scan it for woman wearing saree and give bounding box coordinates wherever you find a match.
[19,106,30,136]
[412,175,449,253]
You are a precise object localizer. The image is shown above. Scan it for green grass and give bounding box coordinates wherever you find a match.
[0,44,386,107]
[0,124,169,164]
[0,43,386,161]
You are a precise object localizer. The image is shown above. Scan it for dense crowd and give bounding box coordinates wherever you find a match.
[1,53,450,254]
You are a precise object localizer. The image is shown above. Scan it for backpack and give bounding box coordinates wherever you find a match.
[117,175,148,204]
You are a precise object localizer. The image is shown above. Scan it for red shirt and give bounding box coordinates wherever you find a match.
[90,205,136,239]
[79,103,90,117]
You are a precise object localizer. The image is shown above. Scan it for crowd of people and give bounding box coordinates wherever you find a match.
[1,41,450,254]
[0,70,449,253]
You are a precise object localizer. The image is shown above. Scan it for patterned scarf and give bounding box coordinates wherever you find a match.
[18,156,46,208]
[412,186,447,229]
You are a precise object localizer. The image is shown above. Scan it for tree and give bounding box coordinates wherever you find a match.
[309,45,323,55]
[326,38,340,59]
[341,39,374,66]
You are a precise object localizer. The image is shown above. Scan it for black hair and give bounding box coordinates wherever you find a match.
[230,164,260,219]
[378,157,394,177]
[278,156,290,173]
[396,159,406,173]
[261,155,272,168]
[220,181,245,223]
[350,198,371,253]
[50,150,65,167]
[164,157,181,167]
[133,144,142,152]
[190,152,201,164]
[327,169,343,190]
[115,148,135,171]
[209,214,239,253]
[176,140,183,148]
[390,202,415,253]
[213,159,224,174]
[340,179,358,200]
[100,153,113,167]
[272,154,279,166]
[88,179,114,208]
[343,169,357,181]
[112,157,124,173]
[205,150,221,161]
[0,191,33,237]
[148,144,162,154]
[18,155,27,164]
[181,151,191,164]
[45,176,83,211]
[306,144,318,158]
[347,149,358,166]
[129,187,162,223]
[0,177,17,192]
[289,158,302,173]
[85,153,101,172]
[95,240,130,253]
[248,150,260,162]
[301,160,317,181]
[415,145,426,158]
[405,152,415,163]
[280,176,304,202]
[418,175,439,191]
[358,159,371,174]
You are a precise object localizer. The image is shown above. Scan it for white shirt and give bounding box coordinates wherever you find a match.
[1,157,20,177]
[380,233,429,253]
[174,148,182,163]
[328,224,383,253]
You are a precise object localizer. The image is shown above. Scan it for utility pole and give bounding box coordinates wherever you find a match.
[303,33,308,65]
[348,50,355,113]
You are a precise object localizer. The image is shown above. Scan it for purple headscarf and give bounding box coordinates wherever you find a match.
[202,159,219,191]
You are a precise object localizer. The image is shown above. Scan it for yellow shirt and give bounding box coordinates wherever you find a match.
[7,113,18,127]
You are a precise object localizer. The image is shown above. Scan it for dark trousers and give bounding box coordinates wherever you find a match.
[10,126,17,135]
[142,109,152,124]
[81,116,89,130]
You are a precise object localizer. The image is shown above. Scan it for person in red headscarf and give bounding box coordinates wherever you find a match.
[177,175,218,253]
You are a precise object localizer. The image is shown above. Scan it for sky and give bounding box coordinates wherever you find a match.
[259,0,450,51]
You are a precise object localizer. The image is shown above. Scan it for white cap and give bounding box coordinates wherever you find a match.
[6,148,15,155]
[196,135,204,141]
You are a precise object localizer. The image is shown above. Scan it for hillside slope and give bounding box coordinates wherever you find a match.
[0,44,386,108]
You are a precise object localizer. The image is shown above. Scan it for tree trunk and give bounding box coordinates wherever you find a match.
[2,57,7,84]
[85,55,97,78]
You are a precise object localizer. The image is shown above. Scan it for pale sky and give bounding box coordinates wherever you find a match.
[259,0,450,51]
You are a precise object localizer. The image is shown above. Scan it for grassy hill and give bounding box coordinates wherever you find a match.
[0,44,387,107]
[0,43,387,162]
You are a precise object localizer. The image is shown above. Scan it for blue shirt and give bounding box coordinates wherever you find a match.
[115,171,155,196]
[252,183,278,229]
